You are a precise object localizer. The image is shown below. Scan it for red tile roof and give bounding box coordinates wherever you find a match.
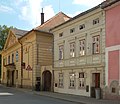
[11,28,28,38]
[35,12,70,32]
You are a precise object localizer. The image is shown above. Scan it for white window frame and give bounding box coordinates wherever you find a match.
[70,42,75,58]
[69,73,75,88]
[92,35,100,54]
[58,73,64,88]
[59,45,64,60]
[79,39,85,56]
[79,72,85,88]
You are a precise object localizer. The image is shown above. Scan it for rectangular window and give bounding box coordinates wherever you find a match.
[69,73,75,88]
[16,51,19,62]
[79,73,85,88]
[70,42,75,58]
[59,32,63,37]
[59,45,64,60]
[70,28,75,33]
[93,18,99,25]
[79,39,85,56]
[79,24,85,30]
[92,35,100,54]
[8,55,10,64]
[58,73,64,87]
[12,53,14,63]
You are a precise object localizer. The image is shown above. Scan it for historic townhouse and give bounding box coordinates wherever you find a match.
[1,12,70,91]
[102,0,120,99]
[51,5,105,97]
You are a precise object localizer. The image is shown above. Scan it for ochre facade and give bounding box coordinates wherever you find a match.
[1,12,70,91]
[1,29,53,90]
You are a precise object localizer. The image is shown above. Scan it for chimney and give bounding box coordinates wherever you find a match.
[41,8,44,25]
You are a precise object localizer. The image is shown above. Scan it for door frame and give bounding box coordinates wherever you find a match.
[42,70,52,91]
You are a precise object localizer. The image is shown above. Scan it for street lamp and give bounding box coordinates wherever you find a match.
[25,42,34,91]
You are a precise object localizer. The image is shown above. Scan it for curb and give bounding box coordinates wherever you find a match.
[33,92,86,104]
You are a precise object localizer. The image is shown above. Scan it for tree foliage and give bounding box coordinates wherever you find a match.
[0,25,13,50]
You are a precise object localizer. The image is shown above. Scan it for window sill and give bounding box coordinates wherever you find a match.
[58,86,64,88]
[78,86,86,89]
[92,53,100,55]
[79,55,85,57]
[69,86,76,89]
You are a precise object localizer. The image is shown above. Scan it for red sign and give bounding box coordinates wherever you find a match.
[26,65,32,71]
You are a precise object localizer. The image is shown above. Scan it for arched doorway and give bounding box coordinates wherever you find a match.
[42,70,52,91]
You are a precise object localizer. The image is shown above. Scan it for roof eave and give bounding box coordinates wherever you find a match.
[101,0,120,9]
[50,4,101,31]
[18,29,53,40]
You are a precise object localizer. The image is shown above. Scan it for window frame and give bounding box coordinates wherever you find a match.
[79,39,85,56]
[16,51,19,62]
[78,72,86,89]
[12,53,14,63]
[92,35,100,54]
[70,28,75,33]
[59,32,63,37]
[8,55,10,64]
[70,42,75,58]
[93,18,99,25]
[79,24,85,30]
[58,73,64,88]
[69,72,75,89]
[59,45,64,60]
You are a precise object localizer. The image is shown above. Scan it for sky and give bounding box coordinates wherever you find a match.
[0,0,105,30]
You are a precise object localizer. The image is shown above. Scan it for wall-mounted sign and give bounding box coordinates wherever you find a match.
[26,65,32,71]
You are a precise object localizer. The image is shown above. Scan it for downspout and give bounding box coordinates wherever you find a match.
[18,40,23,88]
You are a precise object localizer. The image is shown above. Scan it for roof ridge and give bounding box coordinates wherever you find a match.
[36,12,70,29]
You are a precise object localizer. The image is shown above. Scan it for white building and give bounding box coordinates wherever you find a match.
[51,5,105,97]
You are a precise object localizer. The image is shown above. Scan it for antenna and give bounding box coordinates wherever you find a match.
[42,8,43,13]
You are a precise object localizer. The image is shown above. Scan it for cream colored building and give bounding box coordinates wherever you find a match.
[1,12,70,91]
[51,5,105,97]
[1,28,27,87]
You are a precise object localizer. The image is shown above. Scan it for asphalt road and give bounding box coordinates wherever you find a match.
[0,85,82,104]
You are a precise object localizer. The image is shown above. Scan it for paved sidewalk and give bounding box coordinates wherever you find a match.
[34,91,120,104]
